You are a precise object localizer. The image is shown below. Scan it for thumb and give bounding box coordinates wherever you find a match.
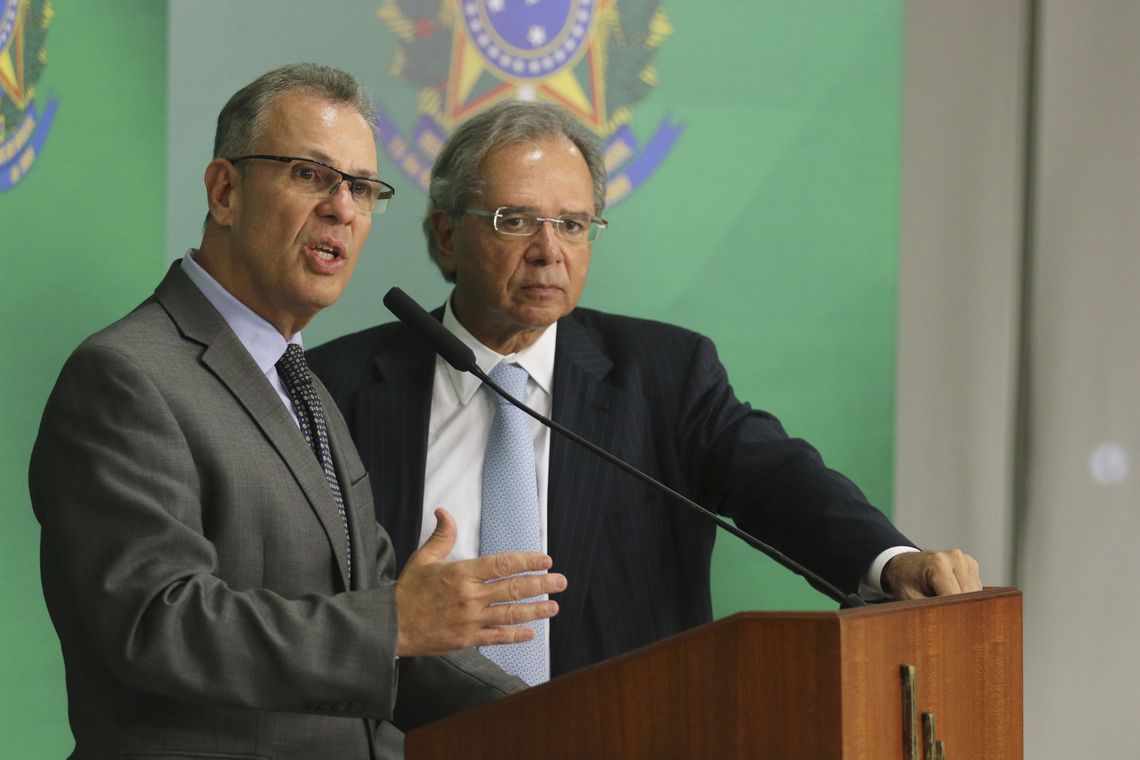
[407,507,457,566]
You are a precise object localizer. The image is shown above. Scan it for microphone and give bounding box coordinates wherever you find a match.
[383,286,478,373]
[382,287,866,609]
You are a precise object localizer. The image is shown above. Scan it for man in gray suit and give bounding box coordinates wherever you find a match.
[29,64,564,759]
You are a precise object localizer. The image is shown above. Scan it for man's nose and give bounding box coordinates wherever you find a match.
[526,221,564,264]
[320,181,358,223]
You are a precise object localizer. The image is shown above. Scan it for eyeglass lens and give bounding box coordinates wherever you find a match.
[494,208,603,242]
[286,160,390,214]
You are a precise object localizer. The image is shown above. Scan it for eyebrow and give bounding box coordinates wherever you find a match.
[497,204,593,217]
[305,150,380,181]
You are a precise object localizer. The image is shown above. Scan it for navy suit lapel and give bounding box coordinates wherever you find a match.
[361,322,436,570]
[547,312,621,674]
[155,263,353,589]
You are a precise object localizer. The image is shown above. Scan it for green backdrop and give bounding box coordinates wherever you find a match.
[0,2,168,755]
[2,0,899,752]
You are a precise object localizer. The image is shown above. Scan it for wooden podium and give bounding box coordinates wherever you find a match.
[407,587,1021,759]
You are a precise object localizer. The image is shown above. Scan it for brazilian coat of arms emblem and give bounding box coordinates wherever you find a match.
[375,0,682,207]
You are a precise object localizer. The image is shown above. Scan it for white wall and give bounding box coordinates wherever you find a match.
[898,1,1140,756]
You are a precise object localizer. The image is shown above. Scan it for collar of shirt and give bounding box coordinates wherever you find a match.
[441,297,556,404]
[180,249,302,369]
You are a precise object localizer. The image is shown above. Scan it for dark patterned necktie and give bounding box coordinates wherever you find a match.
[276,344,351,581]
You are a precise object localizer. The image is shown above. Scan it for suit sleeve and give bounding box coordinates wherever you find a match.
[392,648,526,731]
[30,342,400,719]
[676,335,915,594]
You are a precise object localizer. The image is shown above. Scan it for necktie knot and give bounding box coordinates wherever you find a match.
[276,343,312,391]
[488,362,529,406]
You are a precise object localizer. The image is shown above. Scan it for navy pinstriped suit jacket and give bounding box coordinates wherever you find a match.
[309,306,913,678]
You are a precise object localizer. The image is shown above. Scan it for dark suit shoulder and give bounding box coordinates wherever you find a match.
[561,307,715,381]
[310,320,409,358]
[566,306,706,344]
[307,320,428,395]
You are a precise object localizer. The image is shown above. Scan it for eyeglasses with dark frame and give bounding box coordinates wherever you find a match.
[227,154,396,215]
[463,206,608,243]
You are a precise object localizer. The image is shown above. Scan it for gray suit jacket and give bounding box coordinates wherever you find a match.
[29,263,522,760]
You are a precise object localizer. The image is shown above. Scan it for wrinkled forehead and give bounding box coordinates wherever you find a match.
[477,136,595,211]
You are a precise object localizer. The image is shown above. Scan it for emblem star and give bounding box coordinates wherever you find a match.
[487,0,504,12]
[527,25,546,47]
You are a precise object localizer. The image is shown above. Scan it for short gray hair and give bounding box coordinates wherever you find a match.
[205,63,376,227]
[213,62,376,160]
[423,101,607,283]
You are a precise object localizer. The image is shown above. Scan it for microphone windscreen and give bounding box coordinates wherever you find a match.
[383,287,477,373]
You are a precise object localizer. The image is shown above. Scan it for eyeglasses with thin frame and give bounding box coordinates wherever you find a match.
[464,206,607,243]
[227,154,396,215]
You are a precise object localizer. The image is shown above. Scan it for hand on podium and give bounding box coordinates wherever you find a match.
[882,548,982,599]
[395,508,567,656]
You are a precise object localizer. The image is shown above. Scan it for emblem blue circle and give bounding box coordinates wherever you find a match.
[0,0,20,53]
[462,0,594,81]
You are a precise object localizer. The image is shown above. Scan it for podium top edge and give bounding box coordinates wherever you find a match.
[722,586,1022,623]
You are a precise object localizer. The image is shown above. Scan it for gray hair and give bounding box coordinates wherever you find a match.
[213,63,375,159]
[423,101,608,283]
[205,63,376,227]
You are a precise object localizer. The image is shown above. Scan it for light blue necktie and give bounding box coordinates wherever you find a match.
[479,362,548,685]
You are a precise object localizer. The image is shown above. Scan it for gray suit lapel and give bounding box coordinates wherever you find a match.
[321,383,371,590]
[154,263,353,588]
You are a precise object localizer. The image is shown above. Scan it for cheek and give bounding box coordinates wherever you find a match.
[356,216,374,242]
[568,251,591,284]
[477,248,519,283]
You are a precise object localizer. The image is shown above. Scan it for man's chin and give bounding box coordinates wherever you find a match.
[511,302,571,329]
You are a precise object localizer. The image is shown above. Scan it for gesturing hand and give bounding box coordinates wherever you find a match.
[882,548,982,600]
[395,508,568,657]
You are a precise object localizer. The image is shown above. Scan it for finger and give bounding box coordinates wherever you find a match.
[476,624,539,647]
[892,578,929,601]
[408,507,457,565]
[476,551,554,581]
[927,564,963,596]
[482,573,567,604]
[925,551,976,596]
[886,553,953,599]
[483,599,560,627]
[954,552,983,592]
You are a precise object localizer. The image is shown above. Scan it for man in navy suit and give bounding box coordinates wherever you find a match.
[308,101,981,683]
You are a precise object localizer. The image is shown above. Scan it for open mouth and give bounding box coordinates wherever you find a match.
[304,238,348,273]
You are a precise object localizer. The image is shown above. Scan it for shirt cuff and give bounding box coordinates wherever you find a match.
[859,546,921,599]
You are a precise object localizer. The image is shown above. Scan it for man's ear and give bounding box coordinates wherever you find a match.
[204,158,240,228]
[431,210,458,275]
